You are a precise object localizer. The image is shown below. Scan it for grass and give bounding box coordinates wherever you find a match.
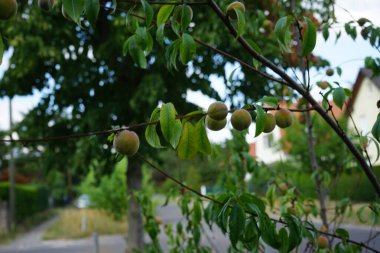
[43,208,127,240]
[0,208,58,245]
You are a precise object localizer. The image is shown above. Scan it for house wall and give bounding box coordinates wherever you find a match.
[348,77,380,165]
[252,127,286,164]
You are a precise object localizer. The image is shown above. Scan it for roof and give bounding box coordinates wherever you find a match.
[347,68,380,112]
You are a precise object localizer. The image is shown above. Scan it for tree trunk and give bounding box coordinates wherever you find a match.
[125,160,144,253]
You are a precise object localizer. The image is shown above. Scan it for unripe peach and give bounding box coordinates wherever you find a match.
[317,235,329,249]
[206,116,227,131]
[318,81,329,90]
[278,182,288,194]
[226,1,245,20]
[275,109,293,128]
[207,102,228,121]
[326,68,334,76]
[0,0,17,20]
[263,113,276,133]
[231,109,252,131]
[113,130,140,156]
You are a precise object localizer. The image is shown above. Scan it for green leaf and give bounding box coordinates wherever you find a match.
[372,113,380,142]
[181,5,193,30]
[128,37,147,69]
[255,105,266,137]
[156,24,165,47]
[177,121,197,159]
[140,0,153,27]
[85,0,99,28]
[278,228,289,253]
[195,117,211,155]
[266,184,276,209]
[0,33,3,65]
[260,215,280,249]
[229,203,245,247]
[228,67,240,84]
[259,96,279,108]
[333,87,346,109]
[239,193,266,214]
[192,200,202,225]
[180,33,196,65]
[302,17,317,56]
[284,215,302,251]
[160,103,182,148]
[335,228,349,243]
[275,16,293,52]
[368,136,380,162]
[145,108,163,148]
[337,66,342,76]
[166,39,181,71]
[63,0,85,24]
[157,5,175,26]
[322,24,329,41]
[235,9,246,37]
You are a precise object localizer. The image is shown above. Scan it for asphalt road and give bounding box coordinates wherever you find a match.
[0,205,378,253]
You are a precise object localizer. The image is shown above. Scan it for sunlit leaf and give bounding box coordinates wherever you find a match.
[302,17,317,56]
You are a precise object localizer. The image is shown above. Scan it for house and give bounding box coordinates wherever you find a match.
[347,68,380,165]
[250,68,380,165]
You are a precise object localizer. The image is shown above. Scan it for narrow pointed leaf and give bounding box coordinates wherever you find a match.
[141,0,153,27]
[195,117,211,155]
[259,97,279,108]
[177,121,197,159]
[333,87,346,109]
[157,5,175,26]
[372,113,380,142]
[181,5,193,30]
[85,0,99,27]
[229,203,245,247]
[145,108,163,148]
[255,105,266,137]
[180,33,196,64]
[302,17,317,56]
[275,16,293,52]
[160,103,182,148]
[235,9,246,37]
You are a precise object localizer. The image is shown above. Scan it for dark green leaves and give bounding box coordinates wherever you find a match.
[195,118,211,155]
[181,5,193,30]
[255,105,266,137]
[145,108,163,148]
[275,16,293,52]
[180,33,196,65]
[372,113,380,142]
[301,17,317,56]
[141,0,153,27]
[229,203,245,247]
[123,27,153,69]
[160,103,182,149]
[333,87,346,109]
[85,0,99,27]
[63,0,85,24]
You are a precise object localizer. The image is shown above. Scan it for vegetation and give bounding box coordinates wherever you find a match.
[0,0,380,252]
[43,208,127,240]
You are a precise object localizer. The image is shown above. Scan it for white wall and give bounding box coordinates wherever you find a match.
[348,78,380,165]
[253,127,286,164]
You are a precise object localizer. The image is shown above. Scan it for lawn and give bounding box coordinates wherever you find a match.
[43,208,127,240]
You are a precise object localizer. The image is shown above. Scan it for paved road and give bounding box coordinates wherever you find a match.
[0,205,379,253]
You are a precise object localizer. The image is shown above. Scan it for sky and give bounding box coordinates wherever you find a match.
[0,0,379,143]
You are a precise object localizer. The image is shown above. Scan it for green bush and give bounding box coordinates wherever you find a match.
[0,183,49,222]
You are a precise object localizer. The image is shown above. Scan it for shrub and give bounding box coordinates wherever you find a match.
[0,183,49,222]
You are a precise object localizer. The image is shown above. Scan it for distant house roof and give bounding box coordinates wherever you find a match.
[348,68,380,112]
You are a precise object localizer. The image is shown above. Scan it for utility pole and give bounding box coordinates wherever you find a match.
[8,96,15,231]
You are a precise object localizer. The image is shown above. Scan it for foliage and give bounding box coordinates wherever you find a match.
[0,0,380,252]
[78,158,128,220]
[0,183,49,222]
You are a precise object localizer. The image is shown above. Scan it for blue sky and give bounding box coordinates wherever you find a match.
[0,0,379,144]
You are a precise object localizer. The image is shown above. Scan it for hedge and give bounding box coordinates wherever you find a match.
[0,183,49,222]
